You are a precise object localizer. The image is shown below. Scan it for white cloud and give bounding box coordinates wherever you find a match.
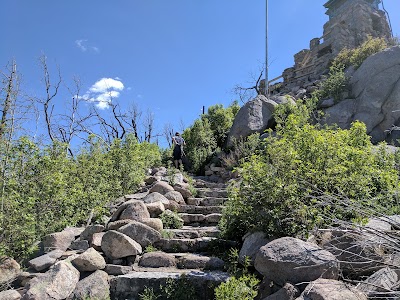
[89,78,124,93]
[75,39,100,53]
[75,39,88,52]
[81,78,124,109]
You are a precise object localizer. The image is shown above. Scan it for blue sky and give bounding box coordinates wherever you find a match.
[1,0,399,148]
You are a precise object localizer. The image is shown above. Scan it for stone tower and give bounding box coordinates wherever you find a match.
[323,0,391,56]
[276,0,391,93]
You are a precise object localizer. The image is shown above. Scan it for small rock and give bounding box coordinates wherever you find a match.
[80,225,105,242]
[140,218,163,232]
[91,232,105,251]
[104,264,133,275]
[239,231,270,265]
[70,240,90,251]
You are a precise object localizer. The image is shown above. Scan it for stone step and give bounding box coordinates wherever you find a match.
[164,226,220,239]
[196,188,228,198]
[110,270,229,300]
[179,213,222,225]
[153,237,215,253]
[174,253,225,270]
[178,205,223,214]
[194,180,228,189]
[187,197,227,206]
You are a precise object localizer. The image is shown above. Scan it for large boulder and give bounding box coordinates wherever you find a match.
[227,95,277,146]
[118,221,161,247]
[67,270,110,300]
[0,290,21,300]
[119,200,150,221]
[324,46,400,144]
[296,278,367,300]
[28,250,64,272]
[0,257,21,288]
[164,191,185,205]
[110,200,150,222]
[254,237,339,286]
[319,228,385,277]
[22,261,80,300]
[148,181,174,195]
[143,192,169,205]
[239,231,270,266]
[71,248,106,272]
[42,231,76,252]
[357,267,400,298]
[101,230,142,260]
[138,252,176,268]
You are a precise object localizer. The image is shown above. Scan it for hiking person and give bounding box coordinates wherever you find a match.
[172,132,185,169]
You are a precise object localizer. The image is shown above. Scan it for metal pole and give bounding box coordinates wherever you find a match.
[265,0,269,97]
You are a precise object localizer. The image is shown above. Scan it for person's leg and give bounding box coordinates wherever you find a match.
[178,159,183,169]
[174,160,179,168]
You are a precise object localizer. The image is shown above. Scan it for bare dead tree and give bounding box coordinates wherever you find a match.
[233,69,264,104]
[126,102,142,141]
[163,122,174,147]
[0,60,18,141]
[143,109,154,143]
[38,54,62,142]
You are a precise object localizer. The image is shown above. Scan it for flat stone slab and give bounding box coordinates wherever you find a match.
[178,205,223,214]
[186,198,227,206]
[154,237,215,253]
[110,270,229,300]
[196,188,228,198]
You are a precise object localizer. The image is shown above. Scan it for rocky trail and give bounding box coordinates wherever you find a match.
[0,168,235,300]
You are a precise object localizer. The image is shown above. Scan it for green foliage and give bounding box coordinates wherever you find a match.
[221,134,261,170]
[139,287,160,300]
[220,98,400,241]
[0,134,161,260]
[183,101,240,174]
[214,274,259,300]
[144,245,159,253]
[320,36,389,101]
[159,276,197,300]
[159,210,184,229]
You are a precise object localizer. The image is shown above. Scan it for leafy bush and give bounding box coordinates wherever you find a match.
[221,133,261,170]
[0,134,161,260]
[220,98,400,241]
[182,102,240,174]
[320,36,389,101]
[159,276,197,300]
[159,210,184,229]
[214,274,259,300]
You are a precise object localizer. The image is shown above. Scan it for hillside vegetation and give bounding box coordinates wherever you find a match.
[0,135,160,259]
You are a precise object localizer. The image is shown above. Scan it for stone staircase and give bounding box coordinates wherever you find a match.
[110,178,233,299]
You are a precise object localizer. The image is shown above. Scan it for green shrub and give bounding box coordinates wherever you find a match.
[159,276,197,300]
[139,287,160,300]
[221,133,261,170]
[0,134,161,260]
[214,274,259,300]
[220,98,400,241]
[182,101,240,174]
[159,210,184,229]
[320,36,389,101]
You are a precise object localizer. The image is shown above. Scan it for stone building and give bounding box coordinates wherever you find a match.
[271,0,392,95]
